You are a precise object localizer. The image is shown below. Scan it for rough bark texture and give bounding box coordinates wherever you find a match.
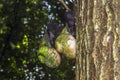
[75,0,120,80]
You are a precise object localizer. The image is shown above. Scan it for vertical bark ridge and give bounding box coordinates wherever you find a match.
[86,0,95,80]
[75,0,82,80]
[100,1,115,80]
[112,0,120,79]
[92,0,107,79]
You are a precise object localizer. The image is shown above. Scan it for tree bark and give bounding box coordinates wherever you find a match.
[75,0,120,80]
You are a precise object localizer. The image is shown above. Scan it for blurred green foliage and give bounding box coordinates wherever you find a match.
[0,0,75,80]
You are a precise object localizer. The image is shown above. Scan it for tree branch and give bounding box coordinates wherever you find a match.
[60,0,69,10]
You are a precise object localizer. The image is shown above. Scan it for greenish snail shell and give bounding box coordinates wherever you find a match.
[38,46,61,68]
[55,33,76,59]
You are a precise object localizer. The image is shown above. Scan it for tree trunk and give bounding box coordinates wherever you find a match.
[75,0,120,80]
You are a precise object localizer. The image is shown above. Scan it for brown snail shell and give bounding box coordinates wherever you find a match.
[44,48,61,68]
